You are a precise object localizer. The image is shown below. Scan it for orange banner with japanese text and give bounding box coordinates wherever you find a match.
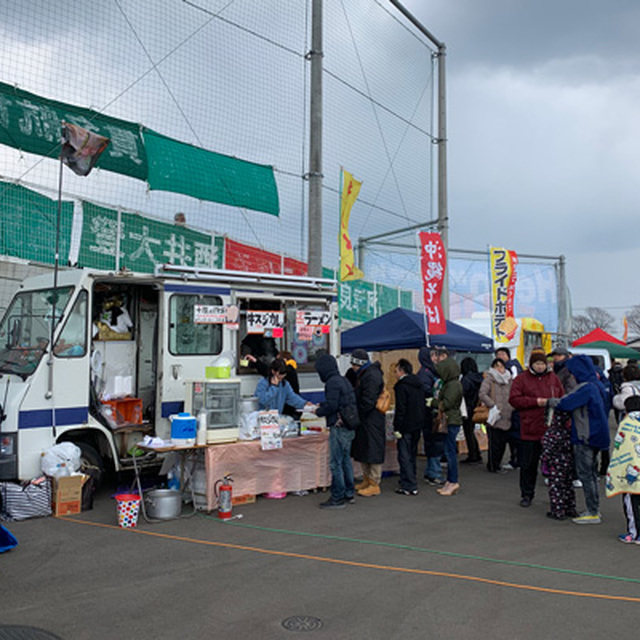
[490,247,519,343]
[339,169,364,282]
[419,231,446,334]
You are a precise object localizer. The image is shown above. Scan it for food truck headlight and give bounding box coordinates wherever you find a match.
[0,434,15,456]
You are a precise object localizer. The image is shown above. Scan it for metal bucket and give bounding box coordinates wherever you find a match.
[144,489,182,519]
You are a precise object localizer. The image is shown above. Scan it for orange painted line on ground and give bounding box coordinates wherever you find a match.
[60,516,640,604]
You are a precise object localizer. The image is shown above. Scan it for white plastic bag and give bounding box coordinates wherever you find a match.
[487,405,501,426]
[40,443,82,477]
[239,410,261,440]
[460,397,468,420]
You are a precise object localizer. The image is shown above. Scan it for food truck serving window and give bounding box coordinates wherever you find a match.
[169,294,223,355]
[238,299,331,372]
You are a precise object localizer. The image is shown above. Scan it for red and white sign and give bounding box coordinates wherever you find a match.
[418,231,446,335]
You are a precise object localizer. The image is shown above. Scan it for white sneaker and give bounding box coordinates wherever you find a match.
[573,479,583,488]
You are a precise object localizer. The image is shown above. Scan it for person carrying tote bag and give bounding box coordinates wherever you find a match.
[479,358,513,473]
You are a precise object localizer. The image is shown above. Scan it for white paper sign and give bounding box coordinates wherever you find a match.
[259,410,282,450]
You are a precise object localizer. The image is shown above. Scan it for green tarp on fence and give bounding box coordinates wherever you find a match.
[0,182,73,263]
[144,130,279,216]
[0,83,279,215]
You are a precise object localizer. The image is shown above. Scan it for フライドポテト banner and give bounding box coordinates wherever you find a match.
[418,231,446,334]
[490,247,518,343]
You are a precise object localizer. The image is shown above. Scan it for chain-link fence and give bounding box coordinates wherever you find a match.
[0,0,436,271]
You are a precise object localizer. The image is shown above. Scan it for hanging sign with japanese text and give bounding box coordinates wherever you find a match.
[418,231,446,334]
[246,310,285,334]
[490,247,519,343]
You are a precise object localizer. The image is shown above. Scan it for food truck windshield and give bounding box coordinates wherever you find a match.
[0,285,73,377]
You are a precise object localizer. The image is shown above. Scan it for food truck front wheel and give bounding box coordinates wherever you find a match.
[77,442,104,488]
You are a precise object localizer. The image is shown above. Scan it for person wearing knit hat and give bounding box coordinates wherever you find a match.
[350,349,369,367]
[508,348,564,508]
[350,349,386,496]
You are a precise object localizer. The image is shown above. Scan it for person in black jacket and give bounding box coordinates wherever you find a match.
[417,346,444,485]
[393,358,426,495]
[314,354,358,509]
[460,357,484,464]
[350,348,386,497]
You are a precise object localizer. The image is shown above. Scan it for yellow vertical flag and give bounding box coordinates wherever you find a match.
[339,169,364,282]
[624,316,629,343]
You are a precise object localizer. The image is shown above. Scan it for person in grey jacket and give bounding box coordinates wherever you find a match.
[479,358,513,473]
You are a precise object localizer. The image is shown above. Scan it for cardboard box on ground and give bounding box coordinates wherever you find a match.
[52,475,87,516]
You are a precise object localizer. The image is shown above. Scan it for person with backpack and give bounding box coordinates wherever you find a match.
[393,358,426,496]
[350,348,386,497]
[314,354,359,509]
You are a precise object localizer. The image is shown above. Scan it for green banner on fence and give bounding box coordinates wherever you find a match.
[0,82,148,179]
[144,130,279,216]
[79,202,224,273]
[0,182,73,263]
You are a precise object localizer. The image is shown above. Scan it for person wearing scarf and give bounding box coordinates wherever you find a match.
[509,349,564,508]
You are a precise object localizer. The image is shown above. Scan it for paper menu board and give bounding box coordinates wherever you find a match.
[259,410,282,450]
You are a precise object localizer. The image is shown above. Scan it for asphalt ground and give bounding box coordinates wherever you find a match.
[1,457,638,640]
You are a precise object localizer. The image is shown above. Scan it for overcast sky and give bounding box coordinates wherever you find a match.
[403,0,640,333]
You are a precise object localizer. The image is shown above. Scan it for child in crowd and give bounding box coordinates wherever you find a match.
[605,395,640,543]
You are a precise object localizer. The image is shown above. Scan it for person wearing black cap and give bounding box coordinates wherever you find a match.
[509,349,564,508]
[350,348,386,496]
[550,346,576,394]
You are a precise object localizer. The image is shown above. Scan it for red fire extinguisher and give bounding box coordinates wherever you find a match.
[214,474,233,520]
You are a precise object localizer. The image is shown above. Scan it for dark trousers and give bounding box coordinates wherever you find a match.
[519,440,543,499]
[486,427,509,472]
[461,417,481,461]
[397,430,420,492]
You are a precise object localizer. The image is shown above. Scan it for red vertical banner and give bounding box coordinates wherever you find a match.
[418,231,446,335]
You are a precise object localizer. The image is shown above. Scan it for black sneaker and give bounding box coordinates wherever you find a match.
[519,497,532,508]
[345,495,356,504]
[319,499,346,510]
[395,488,418,496]
[424,476,444,486]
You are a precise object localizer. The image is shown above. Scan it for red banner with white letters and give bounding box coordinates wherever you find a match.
[418,231,446,334]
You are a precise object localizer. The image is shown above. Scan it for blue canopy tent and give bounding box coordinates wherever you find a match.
[341,308,494,353]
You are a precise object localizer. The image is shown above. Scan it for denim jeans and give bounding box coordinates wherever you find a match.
[574,443,600,515]
[444,425,461,483]
[329,426,356,502]
[424,457,442,481]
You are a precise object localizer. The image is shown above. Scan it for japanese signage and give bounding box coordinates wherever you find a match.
[490,247,519,342]
[246,310,285,335]
[0,81,147,179]
[295,309,331,342]
[418,231,446,334]
[79,201,225,273]
[258,410,282,451]
[339,169,364,281]
[194,305,227,324]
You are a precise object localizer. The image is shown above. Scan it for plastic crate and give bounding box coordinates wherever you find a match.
[102,398,143,426]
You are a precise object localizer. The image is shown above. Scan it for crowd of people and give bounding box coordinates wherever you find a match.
[252,343,640,544]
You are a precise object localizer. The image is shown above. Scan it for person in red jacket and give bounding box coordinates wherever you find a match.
[509,349,564,508]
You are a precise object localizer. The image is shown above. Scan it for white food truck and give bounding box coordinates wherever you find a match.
[0,265,339,481]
